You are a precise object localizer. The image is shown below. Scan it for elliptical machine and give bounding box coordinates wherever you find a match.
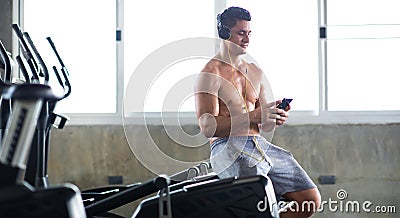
[0,40,87,218]
[3,24,173,218]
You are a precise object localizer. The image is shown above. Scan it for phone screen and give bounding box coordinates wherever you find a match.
[277,98,293,109]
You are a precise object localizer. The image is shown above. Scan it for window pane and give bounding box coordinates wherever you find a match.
[227,0,319,111]
[124,0,215,112]
[144,58,210,112]
[24,0,116,113]
[326,0,400,111]
[327,39,400,111]
[327,0,400,25]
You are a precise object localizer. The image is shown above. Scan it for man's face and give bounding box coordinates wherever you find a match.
[228,20,251,54]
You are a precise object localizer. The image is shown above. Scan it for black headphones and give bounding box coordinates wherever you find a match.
[217,7,251,40]
[217,13,231,40]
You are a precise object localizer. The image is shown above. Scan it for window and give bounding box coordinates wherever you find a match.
[23,0,117,113]
[326,0,400,111]
[227,0,319,111]
[124,0,215,113]
[19,0,400,124]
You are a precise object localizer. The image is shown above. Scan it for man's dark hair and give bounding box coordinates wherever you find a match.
[217,6,251,29]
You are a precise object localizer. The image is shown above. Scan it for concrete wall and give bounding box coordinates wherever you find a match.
[48,124,400,217]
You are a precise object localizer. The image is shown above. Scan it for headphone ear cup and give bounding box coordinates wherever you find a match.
[218,26,231,40]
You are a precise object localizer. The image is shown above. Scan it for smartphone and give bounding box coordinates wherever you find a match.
[277,98,293,109]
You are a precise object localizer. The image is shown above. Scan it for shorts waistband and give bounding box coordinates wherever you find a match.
[210,135,265,150]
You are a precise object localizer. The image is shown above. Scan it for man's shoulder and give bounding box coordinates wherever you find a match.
[201,58,226,74]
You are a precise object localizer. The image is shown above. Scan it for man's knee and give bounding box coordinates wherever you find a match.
[301,188,321,217]
[284,188,321,217]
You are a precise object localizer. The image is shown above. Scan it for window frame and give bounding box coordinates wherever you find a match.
[16,0,400,125]
[317,0,400,124]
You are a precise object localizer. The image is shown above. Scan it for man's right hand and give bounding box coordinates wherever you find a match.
[251,101,283,132]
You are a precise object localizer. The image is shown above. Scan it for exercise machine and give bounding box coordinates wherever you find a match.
[133,175,279,218]
[9,24,71,188]
[0,55,86,217]
[4,24,172,217]
[0,41,12,148]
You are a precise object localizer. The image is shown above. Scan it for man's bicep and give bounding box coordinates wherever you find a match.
[195,92,219,118]
[194,72,221,117]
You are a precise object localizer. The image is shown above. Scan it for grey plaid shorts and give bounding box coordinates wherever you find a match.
[210,136,317,198]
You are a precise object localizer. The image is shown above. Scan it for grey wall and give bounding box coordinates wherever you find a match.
[48,124,400,217]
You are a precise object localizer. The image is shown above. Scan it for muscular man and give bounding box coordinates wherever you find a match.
[195,7,320,218]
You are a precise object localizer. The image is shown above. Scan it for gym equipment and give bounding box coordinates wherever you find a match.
[5,24,172,217]
[9,24,71,188]
[133,175,279,218]
[0,69,86,217]
[24,35,71,187]
[167,162,218,192]
[81,183,140,207]
[85,175,170,217]
[169,162,212,182]
[129,162,280,218]
[0,41,12,148]
[0,25,88,217]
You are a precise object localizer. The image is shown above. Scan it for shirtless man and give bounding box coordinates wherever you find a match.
[195,7,321,218]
